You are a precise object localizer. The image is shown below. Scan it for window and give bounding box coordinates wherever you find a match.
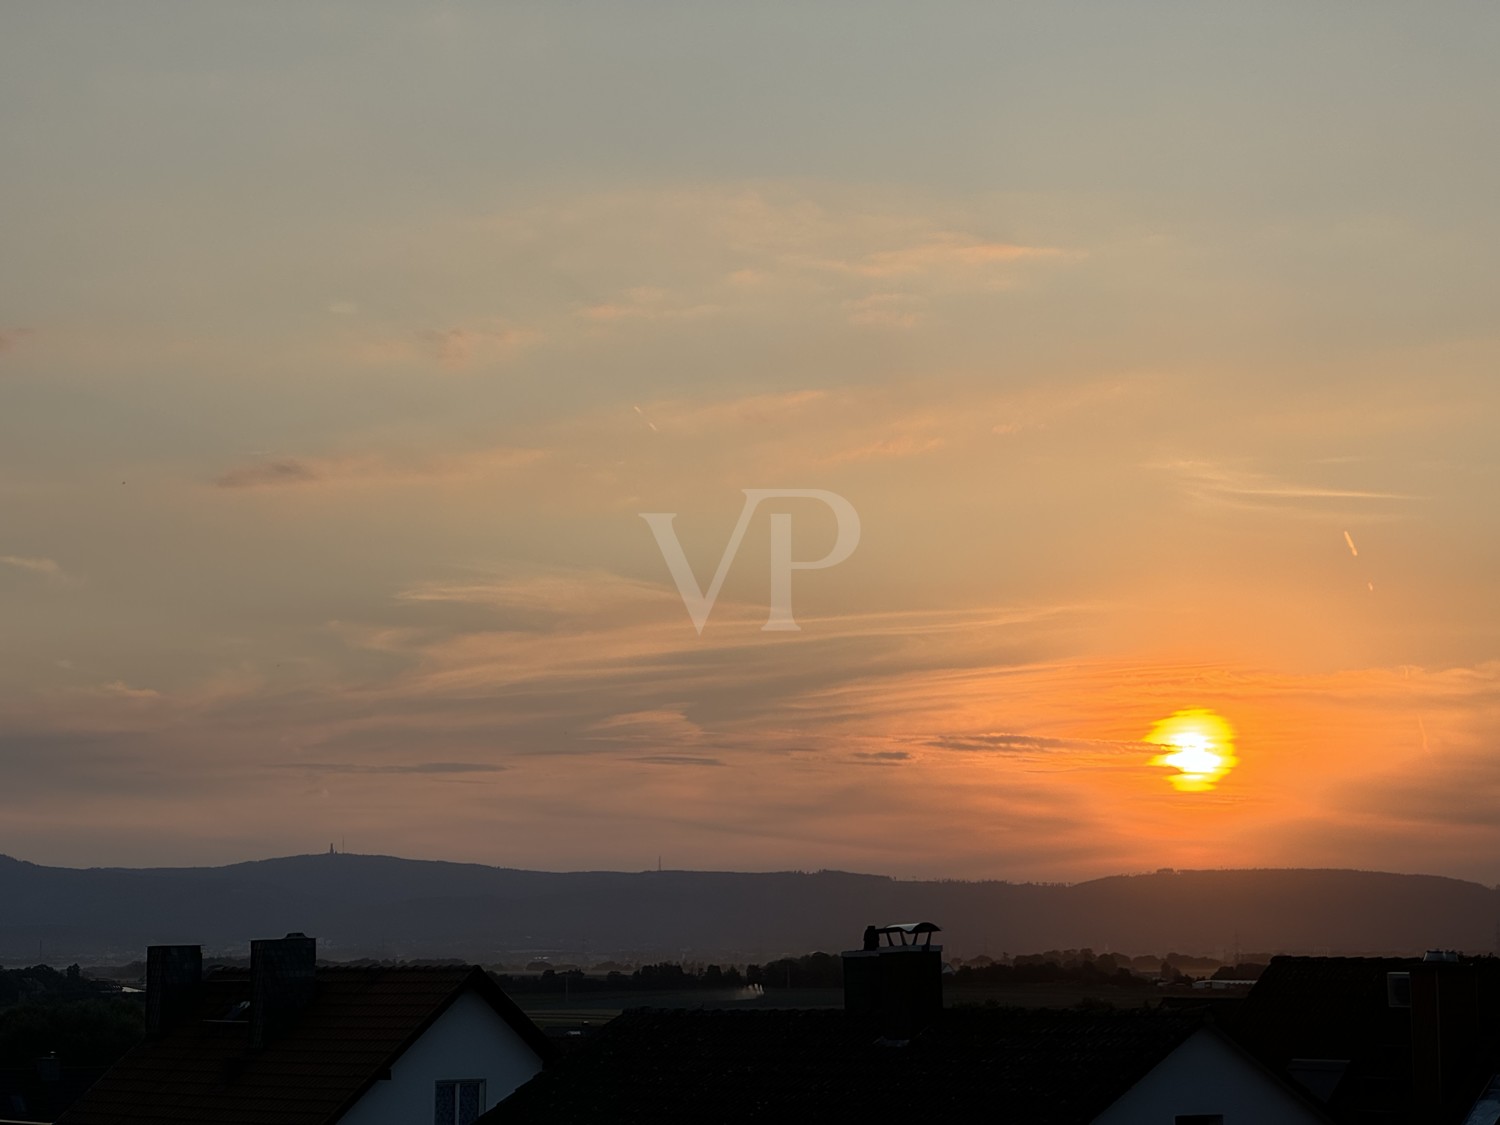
[434,1079,486,1125]
[1387,971,1412,1008]
[1175,1116,1224,1125]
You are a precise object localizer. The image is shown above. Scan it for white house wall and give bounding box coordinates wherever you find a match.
[1092,1028,1326,1125]
[338,990,544,1125]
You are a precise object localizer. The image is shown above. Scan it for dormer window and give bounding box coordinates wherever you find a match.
[435,1079,486,1125]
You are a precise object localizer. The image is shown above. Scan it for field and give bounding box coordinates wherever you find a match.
[514,982,1232,1030]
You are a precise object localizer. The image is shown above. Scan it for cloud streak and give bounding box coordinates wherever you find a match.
[270,761,507,775]
[1161,460,1418,515]
[214,448,544,489]
[0,555,63,577]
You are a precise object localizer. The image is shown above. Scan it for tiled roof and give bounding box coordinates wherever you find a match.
[1234,956,1421,1061]
[1229,955,1422,1121]
[1229,955,1500,1124]
[58,966,552,1125]
[480,1006,1206,1124]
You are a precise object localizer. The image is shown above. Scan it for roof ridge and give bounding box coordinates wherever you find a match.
[317,963,475,971]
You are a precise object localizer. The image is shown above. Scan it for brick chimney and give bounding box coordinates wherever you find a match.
[145,944,202,1039]
[1410,951,1481,1125]
[250,932,317,1049]
[842,922,943,1041]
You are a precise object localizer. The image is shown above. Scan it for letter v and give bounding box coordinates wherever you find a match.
[640,492,762,635]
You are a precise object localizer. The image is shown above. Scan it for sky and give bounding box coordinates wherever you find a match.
[2,2,1499,882]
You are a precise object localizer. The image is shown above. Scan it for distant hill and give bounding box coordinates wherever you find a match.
[0,853,1494,965]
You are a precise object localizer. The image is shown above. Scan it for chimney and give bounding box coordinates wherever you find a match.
[1410,951,1481,1125]
[145,944,202,1039]
[842,922,943,1041]
[250,932,317,1049]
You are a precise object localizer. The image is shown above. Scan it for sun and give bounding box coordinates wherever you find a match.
[1145,709,1237,792]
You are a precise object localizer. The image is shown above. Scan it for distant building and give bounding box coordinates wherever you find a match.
[58,933,553,1125]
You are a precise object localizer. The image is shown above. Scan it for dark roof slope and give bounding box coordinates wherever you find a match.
[1226,954,1500,1124]
[1229,956,1422,1121]
[1234,956,1421,1061]
[59,965,552,1125]
[481,1006,1205,1124]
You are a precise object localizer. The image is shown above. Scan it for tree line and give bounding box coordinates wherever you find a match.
[0,965,141,1069]
[490,948,1273,993]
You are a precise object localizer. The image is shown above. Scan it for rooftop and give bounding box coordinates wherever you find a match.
[481,1005,1209,1124]
[60,965,552,1125]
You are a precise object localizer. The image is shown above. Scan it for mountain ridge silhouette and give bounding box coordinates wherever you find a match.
[2,852,1493,963]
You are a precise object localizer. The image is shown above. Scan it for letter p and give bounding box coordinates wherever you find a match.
[752,489,861,632]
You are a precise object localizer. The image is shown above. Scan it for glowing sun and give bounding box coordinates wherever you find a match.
[1145,709,1237,792]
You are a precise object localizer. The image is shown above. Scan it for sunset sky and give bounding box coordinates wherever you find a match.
[3,3,1499,881]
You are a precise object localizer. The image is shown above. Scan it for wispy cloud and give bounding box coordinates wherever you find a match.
[596,374,1155,485]
[827,235,1071,279]
[922,732,1146,755]
[97,681,162,702]
[355,321,539,371]
[216,460,323,489]
[842,293,925,328]
[580,287,720,323]
[0,554,63,578]
[482,187,1079,348]
[214,447,543,489]
[579,709,712,756]
[630,754,725,767]
[270,761,506,775]
[1159,460,1417,515]
[621,389,829,436]
[820,434,946,465]
[395,569,678,623]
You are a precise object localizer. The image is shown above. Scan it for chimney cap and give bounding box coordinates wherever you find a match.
[862,922,942,950]
[1422,949,1460,963]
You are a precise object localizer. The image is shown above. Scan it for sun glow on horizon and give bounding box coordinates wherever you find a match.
[1145,709,1238,792]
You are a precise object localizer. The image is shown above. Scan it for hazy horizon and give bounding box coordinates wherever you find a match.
[4,4,1499,884]
[4,847,1498,893]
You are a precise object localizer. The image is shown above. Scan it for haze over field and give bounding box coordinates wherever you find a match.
[2,5,1499,882]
